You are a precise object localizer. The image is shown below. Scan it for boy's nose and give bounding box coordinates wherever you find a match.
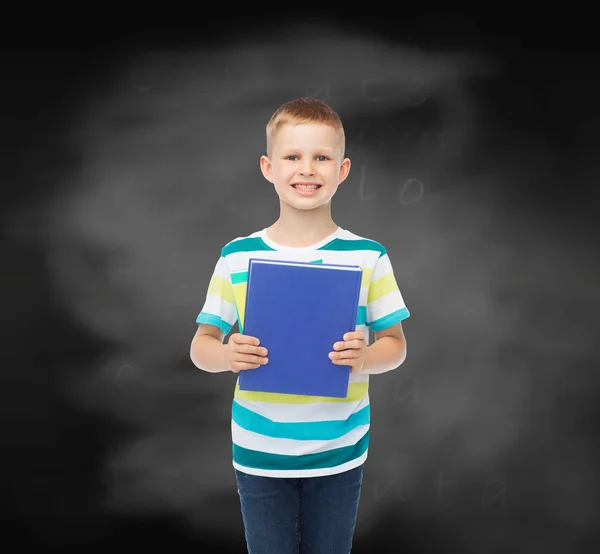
[300,164,315,175]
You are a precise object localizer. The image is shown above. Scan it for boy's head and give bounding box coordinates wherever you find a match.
[265,97,345,159]
[260,98,351,211]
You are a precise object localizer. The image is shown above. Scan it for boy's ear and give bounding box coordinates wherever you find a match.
[260,155,274,183]
[338,157,351,184]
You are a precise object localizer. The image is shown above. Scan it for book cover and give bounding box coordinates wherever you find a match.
[238,258,363,398]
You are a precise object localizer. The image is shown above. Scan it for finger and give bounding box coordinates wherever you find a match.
[236,353,269,365]
[343,331,365,342]
[232,361,265,371]
[239,343,268,356]
[234,334,261,346]
[346,339,364,350]
[332,339,362,351]
[331,357,355,365]
[334,350,361,360]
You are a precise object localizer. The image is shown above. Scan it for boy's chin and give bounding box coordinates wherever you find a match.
[281,198,330,211]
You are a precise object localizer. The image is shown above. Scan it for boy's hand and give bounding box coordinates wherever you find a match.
[329,331,367,374]
[225,333,269,373]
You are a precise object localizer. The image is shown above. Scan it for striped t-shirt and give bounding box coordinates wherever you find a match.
[196,226,410,478]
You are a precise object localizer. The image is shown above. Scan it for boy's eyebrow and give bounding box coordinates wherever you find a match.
[281,147,336,153]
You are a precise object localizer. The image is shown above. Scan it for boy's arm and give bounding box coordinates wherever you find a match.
[361,322,407,375]
[190,324,230,373]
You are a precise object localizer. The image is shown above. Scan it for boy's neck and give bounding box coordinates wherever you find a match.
[266,218,339,248]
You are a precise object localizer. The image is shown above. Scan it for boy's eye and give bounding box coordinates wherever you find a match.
[285,155,329,161]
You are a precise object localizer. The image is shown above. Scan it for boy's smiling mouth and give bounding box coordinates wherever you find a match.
[292,182,322,189]
[291,182,322,196]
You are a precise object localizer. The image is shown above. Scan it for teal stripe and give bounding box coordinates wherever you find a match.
[222,238,276,256]
[368,307,410,331]
[223,237,385,256]
[318,238,386,256]
[233,429,369,470]
[231,271,247,285]
[232,400,370,440]
[357,305,367,326]
[196,312,233,335]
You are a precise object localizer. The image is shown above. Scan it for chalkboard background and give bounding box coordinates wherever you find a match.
[2,9,598,554]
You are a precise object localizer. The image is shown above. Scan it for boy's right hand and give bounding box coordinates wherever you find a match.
[225,333,269,373]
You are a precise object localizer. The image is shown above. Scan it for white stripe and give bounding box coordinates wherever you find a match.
[233,450,368,478]
[227,249,322,268]
[199,293,237,323]
[233,392,370,423]
[302,248,379,267]
[370,252,393,281]
[209,255,231,277]
[368,289,407,324]
[231,420,370,456]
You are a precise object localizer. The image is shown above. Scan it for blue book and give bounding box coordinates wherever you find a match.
[238,258,363,398]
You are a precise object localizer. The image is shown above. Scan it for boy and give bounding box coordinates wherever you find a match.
[190,97,410,553]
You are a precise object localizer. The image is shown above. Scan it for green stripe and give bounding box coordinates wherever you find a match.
[233,429,369,470]
[222,237,276,256]
[317,238,386,256]
[223,237,385,256]
[368,308,410,331]
[357,306,367,326]
[232,401,370,440]
[231,271,247,285]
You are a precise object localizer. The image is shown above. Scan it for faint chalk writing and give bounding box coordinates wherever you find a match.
[481,478,507,508]
[435,472,457,505]
[398,177,424,205]
[359,165,377,201]
[305,83,331,103]
[361,79,387,102]
[373,474,399,503]
[115,363,136,389]
[393,375,420,405]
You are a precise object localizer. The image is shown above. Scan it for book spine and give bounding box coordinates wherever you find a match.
[349,270,362,333]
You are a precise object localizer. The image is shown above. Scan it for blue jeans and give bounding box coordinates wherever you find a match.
[234,464,363,554]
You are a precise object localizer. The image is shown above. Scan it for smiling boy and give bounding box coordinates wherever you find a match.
[191,97,410,553]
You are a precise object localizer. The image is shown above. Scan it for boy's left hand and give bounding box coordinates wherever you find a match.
[329,331,367,374]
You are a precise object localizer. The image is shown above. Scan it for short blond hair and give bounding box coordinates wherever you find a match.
[266,97,345,158]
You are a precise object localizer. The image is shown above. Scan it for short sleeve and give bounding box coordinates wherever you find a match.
[366,250,410,332]
[196,255,238,335]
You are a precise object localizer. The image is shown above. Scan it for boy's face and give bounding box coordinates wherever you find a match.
[260,123,351,211]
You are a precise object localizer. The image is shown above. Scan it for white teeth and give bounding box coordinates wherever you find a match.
[294,185,319,190]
